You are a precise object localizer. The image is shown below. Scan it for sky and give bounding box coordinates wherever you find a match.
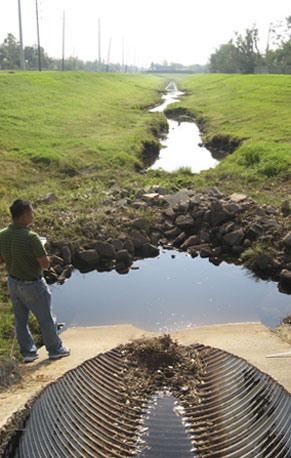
[0,0,290,67]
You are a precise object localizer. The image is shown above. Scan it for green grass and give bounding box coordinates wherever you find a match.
[0,71,167,191]
[169,74,291,188]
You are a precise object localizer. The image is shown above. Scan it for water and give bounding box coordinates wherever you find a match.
[137,392,193,457]
[149,84,218,173]
[51,250,291,332]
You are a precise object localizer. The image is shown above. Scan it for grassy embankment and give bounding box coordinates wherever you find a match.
[1,71,291,369]
[0,71,170,365]
[168,73,291,205]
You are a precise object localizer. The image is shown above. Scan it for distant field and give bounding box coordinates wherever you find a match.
[174,74,291,184]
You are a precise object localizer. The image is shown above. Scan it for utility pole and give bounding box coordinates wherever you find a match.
[35,0,42,71]
[18,0,25,70]
[122,37,124,72]
[62,11,65,71]
[266,23,272,54]
[106,37,112,72]
[98,17,101,66]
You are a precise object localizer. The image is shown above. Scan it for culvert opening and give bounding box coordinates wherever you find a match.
[1,337,291,457]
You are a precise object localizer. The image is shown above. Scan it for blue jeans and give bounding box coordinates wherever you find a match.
[8,276,63,357]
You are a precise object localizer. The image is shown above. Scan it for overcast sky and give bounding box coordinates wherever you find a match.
[0,0,290,67]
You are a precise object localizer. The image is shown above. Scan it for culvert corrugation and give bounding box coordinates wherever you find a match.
[2,344,291,458]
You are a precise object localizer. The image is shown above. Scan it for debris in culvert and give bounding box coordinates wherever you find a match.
[121,335,204,406]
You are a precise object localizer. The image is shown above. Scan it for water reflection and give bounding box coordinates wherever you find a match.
[138,392,193,457]
[150,87,183,113]
[149,84,218,173]
[151,119,218,173]
[51,251,291,332]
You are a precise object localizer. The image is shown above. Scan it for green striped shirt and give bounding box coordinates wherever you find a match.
[0,223,46,280]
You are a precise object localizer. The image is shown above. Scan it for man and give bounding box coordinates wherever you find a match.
[0,199,70,363]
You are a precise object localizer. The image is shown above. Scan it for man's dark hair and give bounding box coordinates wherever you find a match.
[10,199,31,219]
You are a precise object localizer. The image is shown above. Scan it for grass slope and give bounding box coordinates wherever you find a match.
[0,71,166,197]
[172,74,291,191]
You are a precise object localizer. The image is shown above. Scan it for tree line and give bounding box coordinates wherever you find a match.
[0,33,143,72]
[209,16,291,74]
[0,33,205,73]
[1,16,290,73]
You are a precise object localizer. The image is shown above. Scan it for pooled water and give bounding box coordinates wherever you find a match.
[149,83,218,173]
[51,250,291,332]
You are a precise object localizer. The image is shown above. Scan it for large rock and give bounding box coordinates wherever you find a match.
[132,218,148,231]
[281,200,290,216]
[62,246,72,265]
[141,193,160,203]
[165,227,182,238]
[280,269,291,282]
[180,235,201,250]
[282,232,291,249]
[111,239,124,251]
[164,207,176,219]
[164,189,194,207]
[50,254,64,265]
[140,243,159,258]
[123,238,135,256]
[173,232,186,247]
[94,241,115,258]
[187,247,199,258]
[45,269,59,284]
[224,203,240,214]
[199,245,213,258]
[76,249,100,266]
[254,254,273,271]
[246,223,264,240]
[259,217,282,232]
[229,193,248,203]
[222,228,245,247]
[116,249,132,267]
[210,201,232,226]
[130,230,150,249]
[175,214,194,230]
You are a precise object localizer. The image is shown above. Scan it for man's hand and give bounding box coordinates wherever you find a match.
[0,255,4,265]
[37,255,50,269]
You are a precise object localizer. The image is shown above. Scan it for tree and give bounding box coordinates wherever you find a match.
[265,16,291,67]
[0,33,20,69]
[209,42,239,73]
[235,26,262,73]
[209,26,262,74]
[24,45,53,70]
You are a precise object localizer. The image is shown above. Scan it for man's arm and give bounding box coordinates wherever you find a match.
[0,255,4,265]
[37,255,50,269]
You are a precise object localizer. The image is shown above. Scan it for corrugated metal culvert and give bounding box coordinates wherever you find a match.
[2,342,291,457]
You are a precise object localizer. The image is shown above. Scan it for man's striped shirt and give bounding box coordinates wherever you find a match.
[0,223,46,280]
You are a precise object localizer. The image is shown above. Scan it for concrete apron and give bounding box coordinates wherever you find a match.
[1,322,291,429]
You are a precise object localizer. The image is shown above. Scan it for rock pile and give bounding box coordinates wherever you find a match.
[44,187,291,291]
